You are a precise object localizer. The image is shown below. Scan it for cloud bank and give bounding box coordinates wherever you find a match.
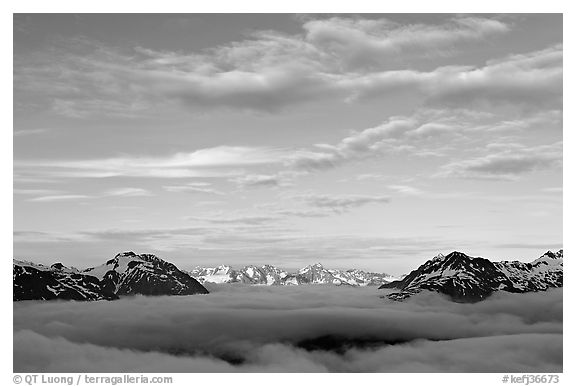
[14,16,560,115]
[14,286,562,372]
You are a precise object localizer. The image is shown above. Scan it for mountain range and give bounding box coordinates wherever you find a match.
[13,249,563,302]
[13,251,208,301]
[380,250,563,302]
[188,263,398,286]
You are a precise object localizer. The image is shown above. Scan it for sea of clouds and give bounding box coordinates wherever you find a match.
[13,285,562,372]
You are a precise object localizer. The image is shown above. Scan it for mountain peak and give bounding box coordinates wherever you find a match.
[444,251,471,260]
[50,262,67,271]
[432,253,445,261]
[116,251,137,258]
[381,249,563,302]
[543,250,563,259]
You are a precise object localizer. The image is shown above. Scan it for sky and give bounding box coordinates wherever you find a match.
[13,14,563,275]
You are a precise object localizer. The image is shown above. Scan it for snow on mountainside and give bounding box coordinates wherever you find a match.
[14,251,208,301]
[83,251,209,296]
[13,260,118,301]
[380,250,563,302]
[189,262,397,286]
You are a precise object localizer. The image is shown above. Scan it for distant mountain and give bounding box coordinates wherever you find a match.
[379,250,563,302]
[14,251,209,301]
[13,260,118,301]
[189,262,397,286]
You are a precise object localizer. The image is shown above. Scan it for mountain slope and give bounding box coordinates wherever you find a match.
[380,250,563,302]
[14,252,209,301]
[83,252,209,296]
[189,263,396,286]
[13,260,118,301]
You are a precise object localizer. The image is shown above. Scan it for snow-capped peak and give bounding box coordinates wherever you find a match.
[530,249,563,267]
[189,262,395,287]
[381,249,563,302]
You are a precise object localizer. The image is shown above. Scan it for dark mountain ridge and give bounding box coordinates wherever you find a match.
[380,250,563,302]
[13,251,208,301]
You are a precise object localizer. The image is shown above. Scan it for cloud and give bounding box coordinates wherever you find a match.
[284,109,487,173]
[303,16,510,68]
[187,214,281,225]
[24,188,154,202]
[13,128,51,137]
[387,185,424,196]
[15,16,560,115]
[285,117,421,171]
[104,188,153,197]
[233,174,283,188]
[163,185,225,195]
[273,209,332,218]
[27,194,92,202]
[13,189,63,196]
[15,146,286,179]
[542,187,562,193]
[293,193,390,212]
[13,287,562,372]
[494,242,564,250]
[338,44,562,110]
[437,142,562,180]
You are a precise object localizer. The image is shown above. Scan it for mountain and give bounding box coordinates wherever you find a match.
[14,251,209,301]
[189,262,396,286]
[379,250,563,302]
[13,260,118,301]
[83,251,209,296]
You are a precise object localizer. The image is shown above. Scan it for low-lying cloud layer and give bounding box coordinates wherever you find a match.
[14,286,562,372]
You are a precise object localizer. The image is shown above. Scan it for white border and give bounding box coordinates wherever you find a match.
[3,2,572,385]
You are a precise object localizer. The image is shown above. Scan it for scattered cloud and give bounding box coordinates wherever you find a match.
[273,209,332,218]
[104,188,153,197]
[303,16,510,68]
[340,44,562,110]
[28,194,92,203]
[163,185,225,195]
[494,242,563,250]
[24,188,154,202]
[542,187,562,193]
[387,185,424,196]
[13,128,51,137]
[15,146,286,179]
[437,142,562,180]
[15,16,559,115]
[13,189,63,196]
[293,193,390,212]
[234,174,283,188]
[187,214,281,225]
[355,173,389,181]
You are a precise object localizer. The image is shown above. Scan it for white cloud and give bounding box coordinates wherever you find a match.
[24,188,154,202]
[15,146,286,179]
[387,185,424,196]
[15,16,559,115]
[13,128,51,137]
[27,194,92,202]
[337,44,562,109]
[303,16,509,68]
[293,193,390,212]
[233,174,283,188]
[104,188,153,197]
[187,214,281,225]
[437,142,562,180]
[13,189,63,195]
[163,185,225,195]
[14,287,562,372]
